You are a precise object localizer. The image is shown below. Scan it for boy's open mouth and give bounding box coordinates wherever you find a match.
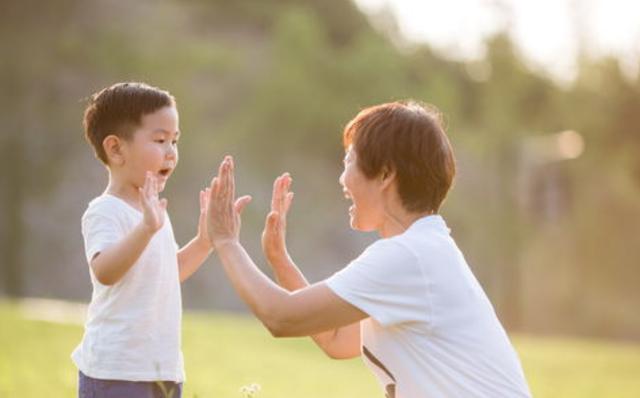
[158,168,172,177]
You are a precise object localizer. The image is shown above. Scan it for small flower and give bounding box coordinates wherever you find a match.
[239,383,261,397]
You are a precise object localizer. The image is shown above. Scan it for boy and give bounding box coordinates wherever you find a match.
[73,82,211,398]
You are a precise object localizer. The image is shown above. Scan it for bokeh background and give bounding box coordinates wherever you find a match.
[1,0,640,396]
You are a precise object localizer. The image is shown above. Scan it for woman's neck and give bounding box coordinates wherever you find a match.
[379,206,434,238]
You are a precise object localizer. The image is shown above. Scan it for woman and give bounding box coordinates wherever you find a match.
[206,101,531,397]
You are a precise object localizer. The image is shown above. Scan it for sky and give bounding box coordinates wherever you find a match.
[353,0,640,84]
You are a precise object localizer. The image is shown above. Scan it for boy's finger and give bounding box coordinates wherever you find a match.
[143,172,150,197]
[138,187,148,207]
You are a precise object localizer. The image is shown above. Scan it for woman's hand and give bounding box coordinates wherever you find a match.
[262,173,294,269]
[206,156,252,249]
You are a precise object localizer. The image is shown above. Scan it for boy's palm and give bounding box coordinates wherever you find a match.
[197,188,211,244]
[140,172,167,233]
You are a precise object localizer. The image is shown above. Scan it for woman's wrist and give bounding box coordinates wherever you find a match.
[212,237,241,252]
[268,251,294,269]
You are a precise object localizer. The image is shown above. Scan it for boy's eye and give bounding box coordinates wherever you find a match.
[155,139,165,144]
[172,140,178,145]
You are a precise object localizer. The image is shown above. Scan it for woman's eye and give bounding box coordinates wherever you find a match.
[155,139,165,144]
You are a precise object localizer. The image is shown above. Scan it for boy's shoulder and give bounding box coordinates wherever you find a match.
[82,194,133,221]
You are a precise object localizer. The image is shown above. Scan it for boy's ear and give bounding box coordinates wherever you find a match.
[103,135,125,166]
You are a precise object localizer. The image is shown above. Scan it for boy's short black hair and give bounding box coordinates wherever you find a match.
[83,82,175,164]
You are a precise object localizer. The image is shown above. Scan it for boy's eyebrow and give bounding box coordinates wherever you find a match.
[152,129,180,137]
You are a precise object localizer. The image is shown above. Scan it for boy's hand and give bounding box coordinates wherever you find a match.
[206,156,252,249]
[262,173,294,269]
[195,187,212,249]
[139,171,167,234]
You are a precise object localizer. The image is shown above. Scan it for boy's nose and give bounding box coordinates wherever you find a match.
[166,146,177,159]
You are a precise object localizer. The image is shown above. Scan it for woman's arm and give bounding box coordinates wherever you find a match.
[261,173,361,359]
[267,257,361,359]
[207,157,367,350]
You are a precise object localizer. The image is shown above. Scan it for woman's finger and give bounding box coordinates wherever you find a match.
[285,192,294,213]
[234,195,252,215]
[278,174,288,214]
[271,176,280,212]
[228,157,236,207]
[208,177,219,214]
[221,160,230,211]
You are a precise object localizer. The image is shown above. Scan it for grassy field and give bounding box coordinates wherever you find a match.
[1,300,639,397]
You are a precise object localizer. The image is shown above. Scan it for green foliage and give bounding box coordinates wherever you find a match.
[1,302,640,397]
[0,0,639,338]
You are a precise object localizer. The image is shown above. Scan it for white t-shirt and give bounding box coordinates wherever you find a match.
[72,194,184,382]
[326,215,531,398]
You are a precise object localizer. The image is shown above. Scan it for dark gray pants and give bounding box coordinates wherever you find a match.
[78,371,183,398]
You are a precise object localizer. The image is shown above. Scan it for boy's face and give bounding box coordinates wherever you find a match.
[119,106,180,192]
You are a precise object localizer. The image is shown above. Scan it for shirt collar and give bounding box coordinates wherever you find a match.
[407,214,450,234]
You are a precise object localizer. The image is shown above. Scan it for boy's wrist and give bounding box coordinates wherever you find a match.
[195,235,213,252]
[136,222,158,239]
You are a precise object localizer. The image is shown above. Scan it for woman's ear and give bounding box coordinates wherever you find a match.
[380,168,396,189]
[103,135,125,166]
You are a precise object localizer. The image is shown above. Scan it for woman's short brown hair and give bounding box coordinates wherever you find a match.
[83,82,175,164]
[343,101,456,213]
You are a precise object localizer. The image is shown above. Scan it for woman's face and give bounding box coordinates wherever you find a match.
[339,147,385,232]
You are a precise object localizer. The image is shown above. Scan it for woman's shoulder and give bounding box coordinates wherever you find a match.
[360,237,421,267]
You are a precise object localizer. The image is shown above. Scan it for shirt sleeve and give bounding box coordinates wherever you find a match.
[325,238,430,327]
[81,205,123,265]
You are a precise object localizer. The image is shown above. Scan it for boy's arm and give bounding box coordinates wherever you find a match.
[177,188,213,282]
[91,223,156,285]
[93,173,167,285]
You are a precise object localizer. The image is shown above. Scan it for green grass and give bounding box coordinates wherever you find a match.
[1,300,639,397]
